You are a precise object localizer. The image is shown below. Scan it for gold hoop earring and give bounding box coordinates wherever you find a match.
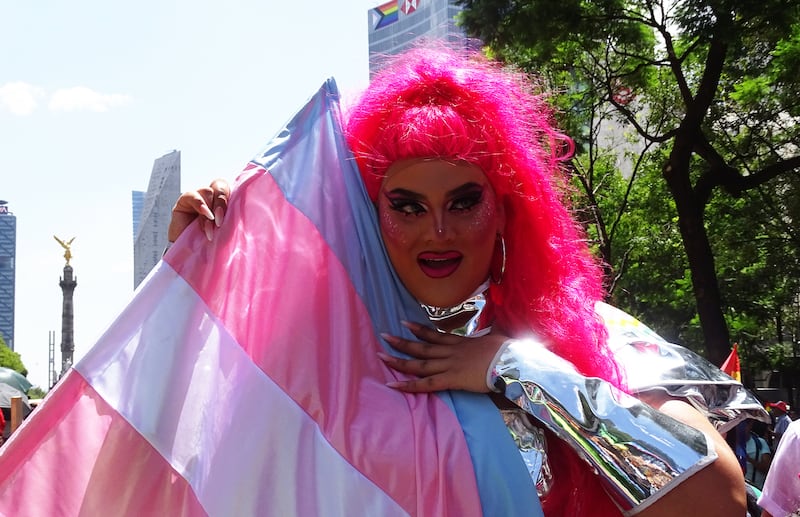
[491,234,506,285]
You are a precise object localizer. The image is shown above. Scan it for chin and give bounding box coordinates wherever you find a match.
[414,290,472,309]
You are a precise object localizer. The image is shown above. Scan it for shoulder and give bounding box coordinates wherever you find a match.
[634,396,745,517]
[768,420,800,471]
[781,419,800,443]
[759,420,800,515]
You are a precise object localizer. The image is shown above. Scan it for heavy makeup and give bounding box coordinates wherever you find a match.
[378,158,505,308]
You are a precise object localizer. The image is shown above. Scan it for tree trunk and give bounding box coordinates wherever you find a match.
[663,134,731,366]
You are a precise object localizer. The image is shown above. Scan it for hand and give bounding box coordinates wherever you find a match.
[168,179,230,242]
[378,321,509,393]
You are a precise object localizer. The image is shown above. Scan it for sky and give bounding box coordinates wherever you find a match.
[1,0,382,389]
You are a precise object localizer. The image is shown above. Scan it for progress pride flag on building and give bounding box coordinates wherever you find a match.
[0,81,539,516]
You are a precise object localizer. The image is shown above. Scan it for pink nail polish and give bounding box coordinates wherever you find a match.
[200,205,215,221]
[380,332,400,344]
[401,320,419,330]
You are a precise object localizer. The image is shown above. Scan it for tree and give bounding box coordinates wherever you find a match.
[27,386,47,400]
[0,336,27,376]
[458,0,800,364]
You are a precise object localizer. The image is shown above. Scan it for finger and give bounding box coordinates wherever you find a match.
[201,217,215,242]
[380,333,452,359]
[386,374,452,393]
[173,190,215,220]
[208,179,230,227]
[401,320,463,345]
[378,352,448,377]
[168,192,208,242]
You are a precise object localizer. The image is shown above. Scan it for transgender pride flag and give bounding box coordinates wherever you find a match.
[0,80,540,516]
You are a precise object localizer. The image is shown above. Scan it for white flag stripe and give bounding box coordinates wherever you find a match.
[75,262,409,516]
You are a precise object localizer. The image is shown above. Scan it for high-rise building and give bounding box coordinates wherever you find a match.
[131,190,145,244]
[0,201,16,350]
[133,151,181,288]
[367,0,467,75]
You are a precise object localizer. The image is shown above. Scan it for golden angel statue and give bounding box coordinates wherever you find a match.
[54,235,76,265]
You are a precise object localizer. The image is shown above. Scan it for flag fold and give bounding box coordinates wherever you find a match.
[0,80,538,517]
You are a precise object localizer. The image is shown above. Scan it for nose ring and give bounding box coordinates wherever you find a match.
[435,226,445,235]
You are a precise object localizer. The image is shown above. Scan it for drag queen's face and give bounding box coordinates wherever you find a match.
[377,158,505,308]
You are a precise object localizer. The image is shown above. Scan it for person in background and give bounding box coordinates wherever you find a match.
[759,418,800,517]
[746,419,772,490]
[770,401,792,450]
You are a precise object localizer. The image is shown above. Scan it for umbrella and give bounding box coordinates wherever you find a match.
[0,366,32,393]
[0,383,31,418]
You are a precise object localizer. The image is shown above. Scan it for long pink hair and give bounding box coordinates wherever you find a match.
[345,46,620,387]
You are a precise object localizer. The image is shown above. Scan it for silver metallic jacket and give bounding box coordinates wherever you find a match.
[424,291,769,515]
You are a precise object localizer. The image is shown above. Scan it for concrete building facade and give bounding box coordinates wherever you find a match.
[133,151,181,288]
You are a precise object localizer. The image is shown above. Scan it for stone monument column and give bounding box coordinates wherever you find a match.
[54,236,77,376]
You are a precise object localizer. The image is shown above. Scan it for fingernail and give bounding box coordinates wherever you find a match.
[204,224,214,242]
[200,205,215,221]
[214,206,225,228]
[401,320,419,330]
[380,332,400,344]
[385,381,403,389]
[377,352,393,362]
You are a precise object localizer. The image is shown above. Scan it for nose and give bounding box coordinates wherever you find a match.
[430,212,454,241]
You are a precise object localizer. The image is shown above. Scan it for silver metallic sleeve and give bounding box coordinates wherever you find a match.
[490,338,718,515]
[596,302,771,434]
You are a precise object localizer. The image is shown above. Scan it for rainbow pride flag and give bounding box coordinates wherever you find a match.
[0,80,540,516]
[373,0,399,30]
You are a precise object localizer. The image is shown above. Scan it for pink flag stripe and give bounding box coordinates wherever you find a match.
[73,260,409,516]
[164,167,483,516]
[0,369,206,517]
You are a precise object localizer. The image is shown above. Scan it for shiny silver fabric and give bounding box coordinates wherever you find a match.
[500,408,554,498]
[427,293,767,513]
[491,339,717,513]
[596,302,771,434]
[422,280,492,337]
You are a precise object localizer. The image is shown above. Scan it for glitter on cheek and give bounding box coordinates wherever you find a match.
[463,197,497,239]
[379,205,412,247]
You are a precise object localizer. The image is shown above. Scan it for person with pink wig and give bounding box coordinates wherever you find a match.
[170,46,745,516]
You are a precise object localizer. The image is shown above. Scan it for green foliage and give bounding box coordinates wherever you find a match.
[773,22,800,83]
[730,77,771,106]
[458,0,800,366]
[0,337,27,377]
[27,386,47,399]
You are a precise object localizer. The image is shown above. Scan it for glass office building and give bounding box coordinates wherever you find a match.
[0,201,16,350]
[367,0,467,76]
[133,151,181,288]
[131,190,145,245]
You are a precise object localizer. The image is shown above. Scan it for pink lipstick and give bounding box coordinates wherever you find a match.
[417,251,462,278]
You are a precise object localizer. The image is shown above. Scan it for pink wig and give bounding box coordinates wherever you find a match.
[345,46,620,387]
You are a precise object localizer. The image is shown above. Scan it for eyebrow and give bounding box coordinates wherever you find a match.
[385,182,485,199]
